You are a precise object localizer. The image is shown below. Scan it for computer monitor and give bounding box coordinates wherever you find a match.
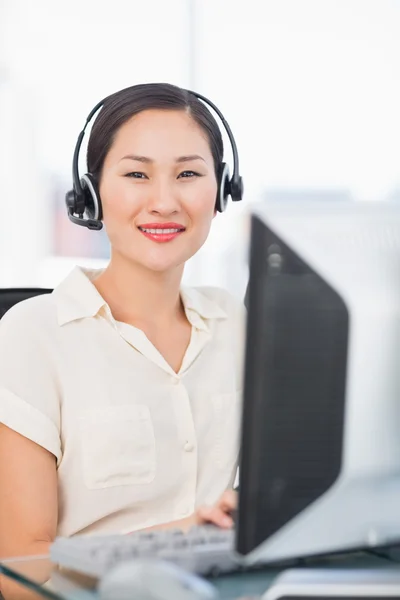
[236,200,400,565]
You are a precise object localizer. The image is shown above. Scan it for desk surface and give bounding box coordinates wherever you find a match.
[0,552,394,600]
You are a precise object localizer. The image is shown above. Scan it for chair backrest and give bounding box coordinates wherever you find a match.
[0,288,53,320]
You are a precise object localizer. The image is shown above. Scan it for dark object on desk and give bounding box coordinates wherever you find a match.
[0,288,52,320]
[264,567,400,599]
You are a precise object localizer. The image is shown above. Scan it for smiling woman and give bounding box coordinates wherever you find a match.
[0,83,245,578]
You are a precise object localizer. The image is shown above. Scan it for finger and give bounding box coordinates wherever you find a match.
[217,490,238,513]
[197,505,234,528]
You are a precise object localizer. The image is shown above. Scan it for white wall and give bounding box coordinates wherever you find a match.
[193,0,400,200]
[0,0,190,285]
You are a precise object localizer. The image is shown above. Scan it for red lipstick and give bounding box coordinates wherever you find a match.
[137,222,186,243]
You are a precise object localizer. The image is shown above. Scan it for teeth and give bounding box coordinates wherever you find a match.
[140,228,182,234]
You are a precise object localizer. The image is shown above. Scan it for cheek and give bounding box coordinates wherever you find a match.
[187,180,217,221]
[99,178,137,221]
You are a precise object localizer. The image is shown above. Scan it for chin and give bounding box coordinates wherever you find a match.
[135,245,197,273]
[135,256,187,274]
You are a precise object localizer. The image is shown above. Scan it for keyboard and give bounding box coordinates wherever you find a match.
[51,525,255,578]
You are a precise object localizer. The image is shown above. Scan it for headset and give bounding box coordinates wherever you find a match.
[65,87,244,231]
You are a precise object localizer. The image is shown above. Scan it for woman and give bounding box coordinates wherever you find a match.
[0,83,243,564]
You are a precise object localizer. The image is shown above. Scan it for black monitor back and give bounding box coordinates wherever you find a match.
[236,214,349,556]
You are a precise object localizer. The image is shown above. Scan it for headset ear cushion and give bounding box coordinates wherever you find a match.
[65,188,77,212]
[80,173,103,221]
[216,162,230,213]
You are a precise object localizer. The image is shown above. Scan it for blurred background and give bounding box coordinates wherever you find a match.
[0,0,399,299]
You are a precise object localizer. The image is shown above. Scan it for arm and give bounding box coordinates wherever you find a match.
[0,424,58,599]
[0,298,61,551]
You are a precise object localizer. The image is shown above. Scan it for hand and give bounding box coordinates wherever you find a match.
[132,490,238,534]
[195,489,237,529]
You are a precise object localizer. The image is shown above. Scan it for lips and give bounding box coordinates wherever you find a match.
[137,222,186,243]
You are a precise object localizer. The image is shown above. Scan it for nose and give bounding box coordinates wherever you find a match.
[146,178,181,216]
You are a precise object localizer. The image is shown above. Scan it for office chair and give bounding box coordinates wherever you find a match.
[0,288,52,320]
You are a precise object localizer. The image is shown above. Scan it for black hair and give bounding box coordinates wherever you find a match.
[86,83,224,180]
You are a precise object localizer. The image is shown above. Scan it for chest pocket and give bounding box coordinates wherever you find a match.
[79,405,156,489]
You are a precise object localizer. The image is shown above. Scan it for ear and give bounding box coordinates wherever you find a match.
[213,209,218,218]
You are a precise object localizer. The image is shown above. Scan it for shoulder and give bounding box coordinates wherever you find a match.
[0,293,58,339]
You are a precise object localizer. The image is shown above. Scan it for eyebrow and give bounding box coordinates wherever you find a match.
[119,154,206,164]
[176,154,205,163]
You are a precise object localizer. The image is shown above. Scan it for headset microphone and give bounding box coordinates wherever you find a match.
[65,87,243,231]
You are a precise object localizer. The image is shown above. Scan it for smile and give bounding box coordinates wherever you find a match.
[137,224,186,243]
[139,227,183,234]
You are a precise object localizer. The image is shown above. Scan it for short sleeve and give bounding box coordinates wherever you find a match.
[0,299,61,462]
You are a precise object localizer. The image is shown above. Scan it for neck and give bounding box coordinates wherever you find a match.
[93,252,185,326]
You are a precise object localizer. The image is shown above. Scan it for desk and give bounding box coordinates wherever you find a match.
[0,552,394,599]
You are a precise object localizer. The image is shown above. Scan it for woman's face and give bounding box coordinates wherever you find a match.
[99,109,218,273]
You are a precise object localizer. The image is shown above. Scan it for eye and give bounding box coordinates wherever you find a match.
[177,170,202,179]
[124,172,148,179]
